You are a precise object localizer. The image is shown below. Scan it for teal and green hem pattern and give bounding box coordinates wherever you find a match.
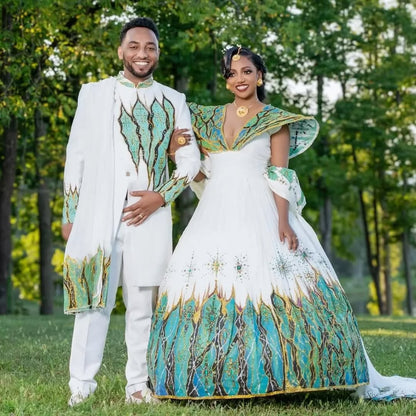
[148,275,368,398]
[63,247,110,314]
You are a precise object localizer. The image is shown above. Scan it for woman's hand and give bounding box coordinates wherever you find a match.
[279,221,298,251]
[168,128,192,157]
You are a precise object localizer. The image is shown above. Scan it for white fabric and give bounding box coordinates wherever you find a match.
[189,156,211,199]
[161,132,416,401]
[64,78,116,307]
[64,77,201,292]
[265,166,306,215]
[69,220,157,397]
[160,133,337,312]
[353,345,416,401]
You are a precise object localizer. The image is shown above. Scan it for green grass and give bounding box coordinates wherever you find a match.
[1,315,416,416]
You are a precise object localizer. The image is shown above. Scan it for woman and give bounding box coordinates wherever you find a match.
[148,46,416,401]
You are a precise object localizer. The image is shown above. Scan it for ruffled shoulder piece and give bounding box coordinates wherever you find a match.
[235,106,319,158]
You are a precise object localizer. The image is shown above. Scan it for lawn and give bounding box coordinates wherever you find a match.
[1,314,415,416]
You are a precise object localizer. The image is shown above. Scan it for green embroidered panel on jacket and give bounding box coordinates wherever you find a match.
[118,95,175,188]
[62,186,79,224]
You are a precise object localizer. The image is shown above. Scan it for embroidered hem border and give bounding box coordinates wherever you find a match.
[154,382,369,400]
[63,247,110,314]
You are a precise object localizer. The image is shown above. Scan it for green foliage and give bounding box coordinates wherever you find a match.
[12,230,40,301]
[3,0,416,313]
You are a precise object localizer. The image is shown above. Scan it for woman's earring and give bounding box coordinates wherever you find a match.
[257,78,263,87]
[226,83,230,90]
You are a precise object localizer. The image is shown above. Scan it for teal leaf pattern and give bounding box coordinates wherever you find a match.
[62,185,79,224]
[119,96,174,188]
[148,275,368,398]
[188,103,319,158]
[63,247,111,314]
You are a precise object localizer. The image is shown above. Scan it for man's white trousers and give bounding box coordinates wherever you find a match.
[68,220,157,398]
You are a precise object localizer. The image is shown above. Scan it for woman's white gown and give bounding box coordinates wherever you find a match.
[147,104,416,401]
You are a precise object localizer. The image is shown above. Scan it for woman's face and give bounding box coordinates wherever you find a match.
[226,55,260,99]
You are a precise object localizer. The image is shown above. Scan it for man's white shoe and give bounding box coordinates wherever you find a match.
[126,386,160,404]
[68,393,89,407]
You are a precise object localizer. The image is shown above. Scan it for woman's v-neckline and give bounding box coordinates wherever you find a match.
[221,104,269,150]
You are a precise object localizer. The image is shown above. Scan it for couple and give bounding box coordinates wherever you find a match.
[62,17,416,407]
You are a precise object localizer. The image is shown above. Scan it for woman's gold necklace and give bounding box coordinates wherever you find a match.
[233,101,259,118]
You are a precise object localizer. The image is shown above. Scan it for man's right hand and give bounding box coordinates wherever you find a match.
[61,223,73,241]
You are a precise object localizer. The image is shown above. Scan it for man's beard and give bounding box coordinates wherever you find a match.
[124,58,158,80]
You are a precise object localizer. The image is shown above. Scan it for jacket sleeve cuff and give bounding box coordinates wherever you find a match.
[62,185,79,224]
[155,174,190,205]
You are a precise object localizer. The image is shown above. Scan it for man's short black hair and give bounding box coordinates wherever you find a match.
[119,17,159,44]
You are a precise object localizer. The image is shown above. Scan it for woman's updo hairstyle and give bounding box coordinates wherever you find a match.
[221,46,267,102]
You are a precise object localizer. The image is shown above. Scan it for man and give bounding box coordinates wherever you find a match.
[61,17,200,406]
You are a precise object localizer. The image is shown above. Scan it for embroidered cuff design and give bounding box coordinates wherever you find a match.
[62,185,80,224]
[156,174,190,205]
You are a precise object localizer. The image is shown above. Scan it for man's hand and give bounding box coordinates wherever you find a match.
[122,191,165,226]
[61,223,73,241]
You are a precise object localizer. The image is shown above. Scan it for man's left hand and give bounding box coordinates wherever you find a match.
[122,191,165,226]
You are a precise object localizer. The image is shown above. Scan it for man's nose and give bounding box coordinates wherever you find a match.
[135,47,147,57]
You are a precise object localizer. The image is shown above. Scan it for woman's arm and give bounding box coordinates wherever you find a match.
[168,128,192,161]
[169,128,206,182]
[270,125,298,251]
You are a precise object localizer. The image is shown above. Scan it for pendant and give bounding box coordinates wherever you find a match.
[236,106,248,117]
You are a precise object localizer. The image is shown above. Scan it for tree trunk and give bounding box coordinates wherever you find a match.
[38,183,54,314]
[357,188,381,314]
[209,30,217,97]
[35,108,54,315]
[402,231,413,316]
[316,73,332,258]
[372,193,387,314]
[353,146,383,315]
[383,233,392,315]
[175,75,189,94]
[0,117,18,314]
[319,193,332,257]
